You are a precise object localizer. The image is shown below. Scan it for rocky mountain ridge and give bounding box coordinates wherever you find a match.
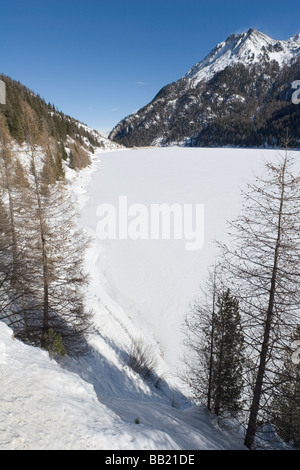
[109,29,300,148]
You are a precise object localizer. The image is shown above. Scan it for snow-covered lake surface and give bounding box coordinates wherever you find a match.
[0,146,286,450]
[77,147,272,372]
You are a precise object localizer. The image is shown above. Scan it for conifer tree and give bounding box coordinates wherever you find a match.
[0,113,31,335]
[19,103,92,356]
[0,114,19,284]
[184,268,244,418]
[219,141,300,448]
[212,289,244,417]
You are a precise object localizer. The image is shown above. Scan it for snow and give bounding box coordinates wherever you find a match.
[78,147,273,373]
[1,145,289,450]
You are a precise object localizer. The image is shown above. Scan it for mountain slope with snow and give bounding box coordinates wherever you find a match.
[184,29,300,84]
[1,315,249,450]
[0,73,122,172]
[109,29,300,148]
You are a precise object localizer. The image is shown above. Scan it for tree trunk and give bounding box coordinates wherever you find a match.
[207,267,217,411]
[30,152,50,347]
[244,158,286,449]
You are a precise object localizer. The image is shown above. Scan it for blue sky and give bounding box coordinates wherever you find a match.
[1,0,299,135]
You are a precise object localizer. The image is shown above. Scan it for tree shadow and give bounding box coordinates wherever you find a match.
[60,330,190,412]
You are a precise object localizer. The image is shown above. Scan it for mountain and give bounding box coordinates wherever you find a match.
[183,29,300,83]
[109,29,300,148]
[0,74,121,171]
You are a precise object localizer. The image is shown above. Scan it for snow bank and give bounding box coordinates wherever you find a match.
[0,321,182,450]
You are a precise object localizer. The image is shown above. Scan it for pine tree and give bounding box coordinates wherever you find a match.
[184,268,244,418]
[219,140,300,448]
[0,113,32,336]
[19,103,92,356]
[0,113,19,284]
[212,289,244,417]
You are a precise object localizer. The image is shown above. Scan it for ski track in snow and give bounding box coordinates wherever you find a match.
[2,145,290,450]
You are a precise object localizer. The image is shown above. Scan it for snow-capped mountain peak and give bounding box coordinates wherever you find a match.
[184,28,300,85]
[290,32,300,43]
[109,28,300,149]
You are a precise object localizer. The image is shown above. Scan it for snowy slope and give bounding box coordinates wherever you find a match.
[1,146,290,450]
[75,122,124,151]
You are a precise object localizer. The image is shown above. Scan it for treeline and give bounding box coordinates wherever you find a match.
[184,139,300,450]
[0,74,99,171]
[0,105,92,357]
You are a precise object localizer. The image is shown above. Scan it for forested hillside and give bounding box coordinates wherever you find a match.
[0,99,94,356]
[0,74,115,173]
[0,73,124,358]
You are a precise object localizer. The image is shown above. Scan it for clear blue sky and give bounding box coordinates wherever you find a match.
[1,0,299,135]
